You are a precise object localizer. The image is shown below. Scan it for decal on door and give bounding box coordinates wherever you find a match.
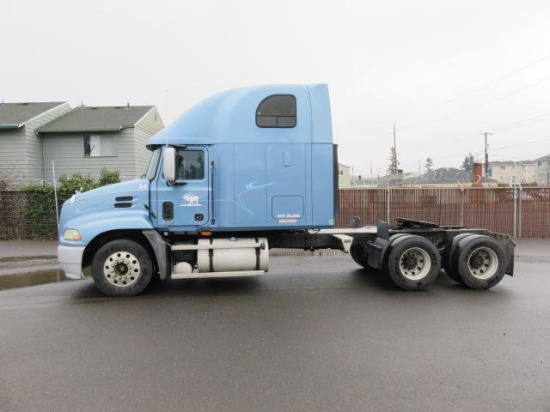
[181,193,202,207]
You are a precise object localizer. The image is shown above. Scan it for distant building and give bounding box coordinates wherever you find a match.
[37,105,164,182]
[338,163,352,188]
[0,102,71,188]
[489,160,535,185]
[534,155,550,186]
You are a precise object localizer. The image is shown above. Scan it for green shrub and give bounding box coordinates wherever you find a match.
[98,168,120,186]
[21,169,120,238]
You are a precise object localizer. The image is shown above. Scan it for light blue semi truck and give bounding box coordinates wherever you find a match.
[57,84,514,296]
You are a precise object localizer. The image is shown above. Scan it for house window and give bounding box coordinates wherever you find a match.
[256,95,296,128]
[84,135,117,157]
[176,150,204,180]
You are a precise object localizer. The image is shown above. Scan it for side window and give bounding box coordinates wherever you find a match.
[256,94,296,128]
[176,150,204,180]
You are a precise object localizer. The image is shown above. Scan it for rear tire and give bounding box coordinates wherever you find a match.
[386,236,441,291]
[350,243,377,273]
[456,236,506,290]
[444,233,474,284]
[91,239,153,297]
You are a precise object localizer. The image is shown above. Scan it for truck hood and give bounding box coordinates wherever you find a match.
[60,179,150,221]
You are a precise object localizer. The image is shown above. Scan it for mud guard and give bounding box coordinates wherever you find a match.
[143,230,170,279]
[367,222,391,270]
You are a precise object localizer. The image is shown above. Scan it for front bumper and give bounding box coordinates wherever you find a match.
[58,245,85,279]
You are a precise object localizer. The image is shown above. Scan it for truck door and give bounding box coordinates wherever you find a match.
[154,146,210,229]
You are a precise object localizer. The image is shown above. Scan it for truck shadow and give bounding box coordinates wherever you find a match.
[147,277,263,297]
[350,268,513,296]
[69,276,263,300]
[69,270,513,300]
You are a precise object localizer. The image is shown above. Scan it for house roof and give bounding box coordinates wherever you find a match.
[402,167,496,185]
[0,102,66,129]
[37,105,154,134]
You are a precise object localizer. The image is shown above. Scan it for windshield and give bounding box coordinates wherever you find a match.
[145,147,162,181]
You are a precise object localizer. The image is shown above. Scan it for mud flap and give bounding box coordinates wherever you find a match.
[366,222,391,270]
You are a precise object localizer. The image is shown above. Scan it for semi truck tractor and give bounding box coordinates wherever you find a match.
[57,84,515,296]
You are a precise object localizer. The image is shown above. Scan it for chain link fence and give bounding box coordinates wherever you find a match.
[337,187,550,238]
[0,190,59,239]
[1,187,549,239]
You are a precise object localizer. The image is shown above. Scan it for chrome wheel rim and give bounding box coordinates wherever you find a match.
[103,251,141,287]
[467,247,498,280]
[399,247,431,280]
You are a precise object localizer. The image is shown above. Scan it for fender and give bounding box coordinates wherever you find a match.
[367,222,414,270]
[59,209,154,248]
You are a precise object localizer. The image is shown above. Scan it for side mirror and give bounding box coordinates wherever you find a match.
[163,147,177,184]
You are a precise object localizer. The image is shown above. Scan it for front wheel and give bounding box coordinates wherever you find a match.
[91,239,153,297]
[386,236,441,291]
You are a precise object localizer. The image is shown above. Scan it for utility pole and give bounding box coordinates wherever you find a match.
[481,131,493,176]
[391,125,399,175]
[393,125,397,158]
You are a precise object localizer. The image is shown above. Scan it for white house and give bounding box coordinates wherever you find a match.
[0,102,71,188]
[36,105,164,182]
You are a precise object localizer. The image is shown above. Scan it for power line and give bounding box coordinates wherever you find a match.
[399,137,550,165]
[493,112,550,132]
[443,53,550,105]
[404,74,550,130]
[400,52,550,128]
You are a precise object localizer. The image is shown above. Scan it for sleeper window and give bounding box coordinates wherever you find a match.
[256,95,296,128]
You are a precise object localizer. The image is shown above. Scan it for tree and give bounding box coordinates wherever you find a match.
[461,153,475,172]
[387,146,399,175]
[424,157,434,173]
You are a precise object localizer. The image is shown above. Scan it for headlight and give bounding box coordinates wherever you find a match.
[63,229,82,241]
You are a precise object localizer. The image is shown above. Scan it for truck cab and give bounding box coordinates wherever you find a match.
[58,84,341,296]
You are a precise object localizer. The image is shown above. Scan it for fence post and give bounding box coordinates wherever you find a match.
[52,161,59,228]
[519,184,523,238]
[386,186,391,223]
[458,182,464,227]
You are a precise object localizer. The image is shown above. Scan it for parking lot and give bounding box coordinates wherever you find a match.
[1,240,549,412]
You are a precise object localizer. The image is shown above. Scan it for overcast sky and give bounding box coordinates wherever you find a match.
[2,0,550,176]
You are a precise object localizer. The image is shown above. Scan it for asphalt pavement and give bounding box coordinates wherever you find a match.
[1,246,550,411]
[0,240,59,277]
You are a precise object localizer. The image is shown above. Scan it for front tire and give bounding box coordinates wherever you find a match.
[91,239,153,297]
[386,236,441,291]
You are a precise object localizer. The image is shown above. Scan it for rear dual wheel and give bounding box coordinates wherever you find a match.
[386,236,441,291]
[445,234,506,290]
